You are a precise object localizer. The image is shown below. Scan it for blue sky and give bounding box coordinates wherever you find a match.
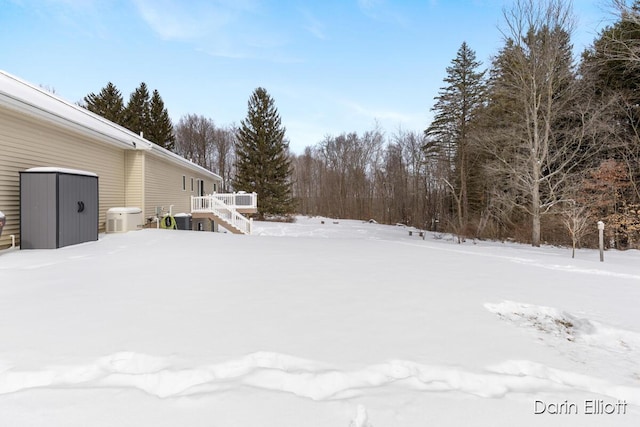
[1,0,611,153]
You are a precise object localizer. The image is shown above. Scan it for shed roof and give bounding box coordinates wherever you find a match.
[0,70,222,181]
[25,167,98,177]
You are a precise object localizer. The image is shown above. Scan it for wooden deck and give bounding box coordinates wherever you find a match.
[191,193,256,235]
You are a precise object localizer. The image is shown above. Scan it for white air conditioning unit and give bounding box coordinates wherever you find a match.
[106,207,143,233]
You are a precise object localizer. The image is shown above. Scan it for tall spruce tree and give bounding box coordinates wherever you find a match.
[425,42,486,233]
[83,82,125,125]
[581,1,640,163]
[233,87,294,219]
[147,89,176,150]
[582,1,640,125]
[124,82,151,137]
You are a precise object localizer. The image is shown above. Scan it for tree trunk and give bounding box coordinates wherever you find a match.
[532,180,541,247]
[459,147,468,226]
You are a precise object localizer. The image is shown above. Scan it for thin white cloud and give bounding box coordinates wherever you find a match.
[300,9,327,40]
[357,0,383,11]
[132,0,300,62]
[10,0,114,39]
[197,45,303,64]
[132,0,234,40]
[355,0,409,27]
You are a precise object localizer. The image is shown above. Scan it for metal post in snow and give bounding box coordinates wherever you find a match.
[598,221,605,262]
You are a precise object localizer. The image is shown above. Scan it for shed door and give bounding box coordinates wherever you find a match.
[58,174,98,247]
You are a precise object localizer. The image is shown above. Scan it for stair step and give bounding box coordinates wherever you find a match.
[191,195,253,235]
[192,212,249,235]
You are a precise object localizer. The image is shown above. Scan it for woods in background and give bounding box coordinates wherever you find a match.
[81,0,640,249]
[292,0,640,250]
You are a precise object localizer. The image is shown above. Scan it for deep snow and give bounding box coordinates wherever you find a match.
[0,216,638,426]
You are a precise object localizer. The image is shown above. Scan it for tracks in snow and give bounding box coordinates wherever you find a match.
[0,350,639,405]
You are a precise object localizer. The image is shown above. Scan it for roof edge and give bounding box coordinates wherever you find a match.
[0,70,221,181]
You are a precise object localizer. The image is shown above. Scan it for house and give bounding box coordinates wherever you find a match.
[0,70,254,249]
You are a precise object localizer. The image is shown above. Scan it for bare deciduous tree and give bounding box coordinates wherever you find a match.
[559,199,592,258]
[212,125,236,190]
[480,0,585,246]
[290,128,435,229]
[175,114,235,186]
[175,114,216,170]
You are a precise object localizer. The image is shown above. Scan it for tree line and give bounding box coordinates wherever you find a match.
[83,82,176,150]
[83,83,292,220]
[293,0,640,251]
[82,0,640,250]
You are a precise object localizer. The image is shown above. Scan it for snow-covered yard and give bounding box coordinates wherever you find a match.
[0,216,638,426]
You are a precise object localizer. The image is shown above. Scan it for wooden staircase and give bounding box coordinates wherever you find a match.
[191,193,257,235]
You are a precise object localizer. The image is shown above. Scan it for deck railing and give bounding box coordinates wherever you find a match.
[209,192,257,211]
[191,194,253,234]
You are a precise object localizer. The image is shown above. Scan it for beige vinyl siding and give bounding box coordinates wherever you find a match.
[0,106,125,248]
[143,152,220,220]
[124,150,144,210]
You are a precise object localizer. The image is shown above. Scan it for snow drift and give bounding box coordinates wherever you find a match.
[0,216,638,426]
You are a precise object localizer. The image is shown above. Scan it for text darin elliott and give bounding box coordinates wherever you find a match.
[534,399,627,415]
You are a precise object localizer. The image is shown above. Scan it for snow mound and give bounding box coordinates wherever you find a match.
[485,301,592,342]
[350,405,372,427]
[488,359,640,403]
[1,351,639,405]
[485,301,640,352]
[98,351,171,374]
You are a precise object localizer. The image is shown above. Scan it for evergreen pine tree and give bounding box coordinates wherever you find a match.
[578,1,640,239]
[147,89,176,151]
[233,87,294,219]
[425,42,486,230]
[581,1,640,155]
[83,82,125,125]
[123,82,151,137]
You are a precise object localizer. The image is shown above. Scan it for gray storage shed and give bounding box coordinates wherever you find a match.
[20,167,99,249]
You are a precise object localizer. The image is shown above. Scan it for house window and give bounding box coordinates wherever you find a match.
[182,175,186,191]
[190,178,194,192]
[213,183,217,192]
